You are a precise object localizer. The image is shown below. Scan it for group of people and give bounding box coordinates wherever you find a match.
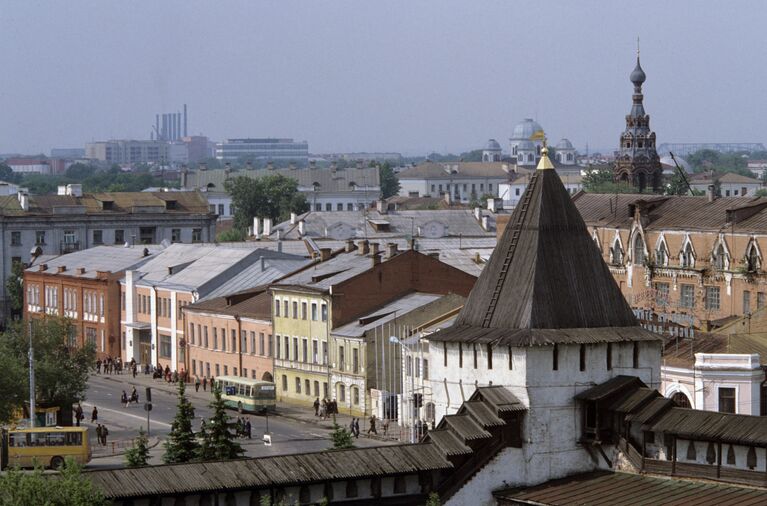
[120,387,140,407]
[198,417,252,439]
[95,357,139,378]
[313,398,340,420]
[194,376,214,392]
[95,424,110,446]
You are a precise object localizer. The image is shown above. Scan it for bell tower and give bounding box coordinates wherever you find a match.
[613,48,663,192]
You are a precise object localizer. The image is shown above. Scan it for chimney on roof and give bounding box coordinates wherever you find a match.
[263,217,272,236]
[376,200,387,214]
[76,267,85,275]
[17,190,28,211]
[371,251,381,267]
[357,239,370,255]
[38,264,47,272]
[319,248,332,261]
[57,266,66,273]
[298,220,305,236]
[707,184,716,202]
[277,240,283,253]
[369,242,380,256]
[386,242,398,259]
[290,212,297,224]
[57,185,67,196]
[67,184,82,197]
[408,238,416,250]
[487,198,503,213]
[253,217,261,239]
[260,256,266,272]
[481,215,490,231]
[345,239,356,252]
[474,207,481,221]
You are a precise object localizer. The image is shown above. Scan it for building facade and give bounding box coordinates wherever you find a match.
[214,138,309,163]
[397,162,510,201]
[85,140,170,165]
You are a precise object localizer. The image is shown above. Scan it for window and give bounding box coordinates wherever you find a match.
[171,229,181,243]
[345,480,358,498]
[275,299,281,316]
[680,242,695,268]
[284,336,290,359]
[283,300,289,317]
[231,330,236,352]
[217,203,224,215]
[718,387,736,414]
[487,344,493,369]
[322,341,328,364]
[339,384,346,402]
[223,365,228,376]
[311,302,317,320]
[301,302,307,320]
[759,292,766,310]
[268,335,273,357]
[275,335,281,358]
[656,241,668,266]
[339,346,346,371]
[705,286,721,311]
[680,284,695,308]
[35,231,45,245]
[552,344,559,370]
[282,375,288,391]
[352,386,359,405]
[203,326,209,347]
[295,377,301,394]
[304,379,310,396]
[654,282,669,306]
[192,229,202,243]
[213,328,218,349]
[189,324,196,345]
[115,229,124,244]
[160,335,172,358]
[321,303,328,321]
[314,381,320,397]
[302,338,308,362]
[743,291,751,314]
[293,338,299,361]
[259,333,265,355]
[353,348,359,373]
[633,342,639,368]
[458,342,463,368]
[606,343,612,370]
[292,301,298,319]
[712,243,727,270]
[423,359,429,380]
[64,230,76,244]
[406,355,412,376]
[393,476,406,494]
[610,239,623,265]
[11,231,21,246]
[93,230,103,245]
[325,203,332,211]
[747,242,761,271]
[633,234,645,264]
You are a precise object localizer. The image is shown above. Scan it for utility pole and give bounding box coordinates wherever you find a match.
[28,320,35,428]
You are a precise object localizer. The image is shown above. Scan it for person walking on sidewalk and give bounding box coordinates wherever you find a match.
[245,419,252,439]
[95,425,102,446]
[195,377,201,392]
[101,425,109,446]
[202,377,208,391]
[349,418,356,437]
[121,390,128,407]
[383,419,390,437]
[368,415,377,435]
[354,418,360,438]
[91,406,98,423]
[313,398,320,416]
[74,403,83,427]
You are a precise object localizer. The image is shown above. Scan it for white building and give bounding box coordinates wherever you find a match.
[499,172,582,208]
[689,172,763,197]
[397,162,510,202]
[748,160,767,179]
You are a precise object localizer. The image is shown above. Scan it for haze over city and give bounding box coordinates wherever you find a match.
[1,0,765,155]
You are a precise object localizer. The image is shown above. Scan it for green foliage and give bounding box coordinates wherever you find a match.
[0,319,94,423]
[225,174,308,230]
[686,149,751,176]
[5,260,24,317]
[18,166,166,195]
[217,228,247,242]
[379,162,400,198]
[581,166,638,194]
[0,459,108,506]
[0,163,22,184]
[196,384,244,461]
[330,423,355,449]
[425,492,442,506]
[459,149,484,162]
[163,381,199,464]
[755,189,767,197]
[664,170,692,196]
[125,428,151,467]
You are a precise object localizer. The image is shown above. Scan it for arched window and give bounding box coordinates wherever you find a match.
[352,386,359,405]
[611,239,623,266]
[656,239,669,267]
[512,145,517,156]
[633,234,646,264]
[746,241,761,272]
[681,242,695,268]
[527,154,534,162]
[671,392,691,408]
[338,383,346,402]
[713,243,728,270]
[262,371,273,382]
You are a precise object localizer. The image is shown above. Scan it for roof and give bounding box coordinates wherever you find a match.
[646,407,767,447]
[441,415,492,441]
[184,289,272,320]
[331,292,446,338]
[574,375,645,401]
[472,385,525,412]
[493,471,767,505]
[425,429,473,456]
[447,168,642,341]
[183,166,380,194]
[717,172,761,184]
[86,443,451,499]
[397,161,511,180]
[610,387,661,413]
[272,248,382,293]
[25,245,156,279]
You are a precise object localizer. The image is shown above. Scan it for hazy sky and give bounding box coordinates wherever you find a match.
[1,1,765,156]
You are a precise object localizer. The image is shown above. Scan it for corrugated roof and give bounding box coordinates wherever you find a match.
[184,290,272,320]
[472,386,525,412]
[441,415,492,441]
[426,429,473,456]
[331,292,444,338]
[625,397,675,424]
[24,245,157,279]
[647,407,767,447]
[493,471,767,505]
[458,401,505,427]
[87,443,451,499]
[429,325,661,347]
[574,375,645,401]
[610,387,661,414]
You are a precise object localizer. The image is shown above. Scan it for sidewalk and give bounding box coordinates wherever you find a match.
[97,373,404,442]
[91,436,161,459]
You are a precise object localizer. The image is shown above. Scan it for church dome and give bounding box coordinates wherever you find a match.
[630,58,646,85]
[484,139,501,151]
[511,119,544,141]
[556,138,574,150]
[516,140,536,151]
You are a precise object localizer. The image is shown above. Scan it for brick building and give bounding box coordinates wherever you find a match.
[184,288,275,383]
[24,246,154,359]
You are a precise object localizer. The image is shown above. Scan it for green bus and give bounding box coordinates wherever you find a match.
[215,376,276,414]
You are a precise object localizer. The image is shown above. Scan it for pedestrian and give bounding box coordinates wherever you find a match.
[95,359,101,374]
[368,415,377,435]
[313,397,320,416]
[195,377,201,392]
[101,425,109,446]
[95,424,103,445]
[236,418,244,437]
[132,363,137,378]
[383,419,390,437]
[202,377,208,391]
[91,406,98,423]
[121,390,128,407]
[349,418,355,436]
[74,403,83,427]
[245,419,252,439]
[320,399,327,420]
[354,418,360,438]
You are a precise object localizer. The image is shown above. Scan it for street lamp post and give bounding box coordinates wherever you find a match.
[389,335,416,443]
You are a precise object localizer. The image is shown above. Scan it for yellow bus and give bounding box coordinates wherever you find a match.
[1,426,92,469]
[215,376,276,414]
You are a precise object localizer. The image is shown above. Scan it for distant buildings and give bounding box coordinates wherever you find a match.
[4,157,68,175]
[747,160,767,179]
[658,142,767,157]
[50,148,85,159]
[214,138,309,164]
[85,140,169,165]
[397,162,511,202]
[689,172,762,197]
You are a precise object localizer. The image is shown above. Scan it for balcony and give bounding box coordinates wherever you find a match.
[60,241,80,254]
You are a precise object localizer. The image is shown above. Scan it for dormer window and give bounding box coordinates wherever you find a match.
[680,242,695,268]
[746,240,761,272]
[633,234,646,264]
[655,240,669,267]
[712,243,728,270]
[610,239,623,266]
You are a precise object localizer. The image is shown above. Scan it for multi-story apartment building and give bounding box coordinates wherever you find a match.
[397,161,511,202]
[0,187,216,318]
[121,245,308,371]
[184,288,276,383]
[85,140,170,164]
[214,138,308,163]
[24,246,154,359]
[270,241,476,408]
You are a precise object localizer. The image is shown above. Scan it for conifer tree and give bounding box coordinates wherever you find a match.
[197,384,243,461]
[330,423,354,449]
[163,380,200,463]
[125,428,150,468]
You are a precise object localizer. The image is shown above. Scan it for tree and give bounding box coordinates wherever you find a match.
[0,459,108,506]
[5,260,24,319]
[665,170,691,196]
[196,384,243,461]
[225,174,308,231]
[64,163,97,180]
[425,492,441,506]
[0,162,22,184]
[379,162,400,199]
[163,381,199,464]
[330,422,354,449]
[755,189,767,197]
[125,428,151,467]
[217,228,247,242]
[581,166,638,194]
[0,318,95,424]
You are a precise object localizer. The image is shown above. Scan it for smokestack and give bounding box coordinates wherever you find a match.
[183,104,188,137]
[176,112,181,140]
[155,114,160,140]
[707,184,716,202]
[162,114,168,141]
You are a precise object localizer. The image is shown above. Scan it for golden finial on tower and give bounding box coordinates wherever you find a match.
[536,136,554,170]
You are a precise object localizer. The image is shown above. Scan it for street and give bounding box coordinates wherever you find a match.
[83,374,390,469]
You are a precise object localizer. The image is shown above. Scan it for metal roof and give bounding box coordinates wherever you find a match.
[493,471,767,505]
[25,245,157,279]
[87,443,451,500]
[331,292,444,338]
[647,407,767,447]
[574,375,645,402]
[472,386,526,413]
[201,255,311,300]
[429,325,661,347]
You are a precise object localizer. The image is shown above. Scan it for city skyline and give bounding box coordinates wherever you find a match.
[1,1,766,156]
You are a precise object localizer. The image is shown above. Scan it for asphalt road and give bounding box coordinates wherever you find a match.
[83,375,386,469]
